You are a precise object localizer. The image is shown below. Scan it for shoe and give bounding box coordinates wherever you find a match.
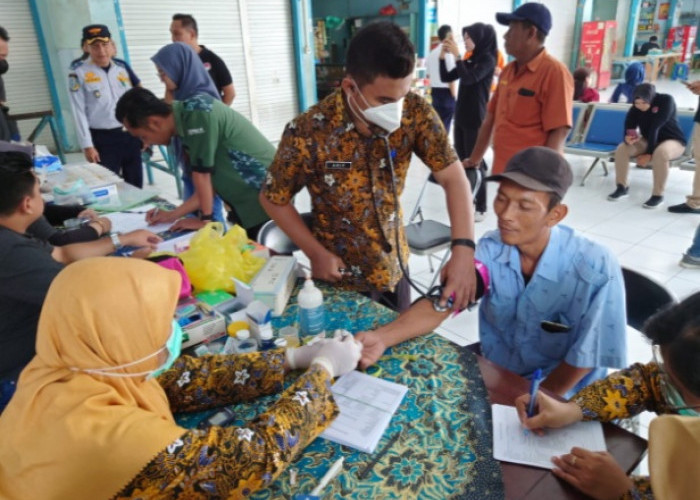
[642,195,664,209]
[635,163,652,170]
[680,253,700,269]
[668,203,700,214]
[474,211,485,223]
[607,184,629,201]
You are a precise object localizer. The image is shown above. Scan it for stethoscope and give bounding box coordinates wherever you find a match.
[374,132,458,312]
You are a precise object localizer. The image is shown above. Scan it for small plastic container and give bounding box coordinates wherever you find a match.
[258,325,276,351]
[279,325,300,348]
[235,329,258,354]
[221,336,239,355]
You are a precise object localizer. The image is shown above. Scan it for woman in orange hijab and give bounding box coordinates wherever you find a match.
[0,257,360,499]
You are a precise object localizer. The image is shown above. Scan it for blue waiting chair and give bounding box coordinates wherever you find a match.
[566,102,591,145]
[565,103,630,186]
[671,109,697,168]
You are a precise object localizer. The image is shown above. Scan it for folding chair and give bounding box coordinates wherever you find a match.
[405,169,482,289]
[256,212,313,255]
[564,103,630,186]
[622,267,675,331]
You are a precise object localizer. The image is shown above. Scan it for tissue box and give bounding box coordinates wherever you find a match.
[249,256,297,316]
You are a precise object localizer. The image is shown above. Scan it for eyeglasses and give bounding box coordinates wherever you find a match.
[652,344,700,415]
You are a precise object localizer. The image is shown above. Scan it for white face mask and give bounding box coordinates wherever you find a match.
[348,79,404,134]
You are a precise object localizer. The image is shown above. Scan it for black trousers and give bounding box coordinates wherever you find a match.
[91,127,143,188]
[454,123,488,213]
[431,88,456,134]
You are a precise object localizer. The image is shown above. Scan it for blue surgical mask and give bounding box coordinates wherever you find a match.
[149,320,184,379]
[72,320,184,379]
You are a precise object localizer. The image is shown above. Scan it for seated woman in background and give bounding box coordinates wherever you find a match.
[573,67,599,103]
[610,62,645,104]
[0,258,361,499]
[515,291,700,500]
[608,83,686,209]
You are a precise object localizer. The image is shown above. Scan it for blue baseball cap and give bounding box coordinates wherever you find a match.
[496,3,552,36]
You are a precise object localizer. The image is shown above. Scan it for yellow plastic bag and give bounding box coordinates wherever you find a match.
[179,223,265,293]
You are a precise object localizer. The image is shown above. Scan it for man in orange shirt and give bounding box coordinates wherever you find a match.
[466,3,573,174]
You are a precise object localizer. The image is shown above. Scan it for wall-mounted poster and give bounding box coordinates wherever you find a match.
[658,2,669,20]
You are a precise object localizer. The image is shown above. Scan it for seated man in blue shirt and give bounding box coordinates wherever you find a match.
[356,147,627,397]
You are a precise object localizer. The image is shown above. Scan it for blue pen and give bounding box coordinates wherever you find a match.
[526,368,543,418]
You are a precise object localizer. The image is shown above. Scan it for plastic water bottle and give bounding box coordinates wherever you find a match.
[297,278,326,338]
[234,329,258,354]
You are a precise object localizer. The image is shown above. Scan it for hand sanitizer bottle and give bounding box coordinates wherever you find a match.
[297,278,326,338]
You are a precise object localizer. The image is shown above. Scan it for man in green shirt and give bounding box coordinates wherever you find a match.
[116,88,272,238]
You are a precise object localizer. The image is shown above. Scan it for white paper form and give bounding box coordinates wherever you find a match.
[105,205,173,235]
[321,370,408,453]
[491,404,606,469]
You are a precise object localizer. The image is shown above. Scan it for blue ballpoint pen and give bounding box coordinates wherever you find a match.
[526,368,543,418]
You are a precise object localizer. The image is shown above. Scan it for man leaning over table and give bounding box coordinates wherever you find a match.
[0,150,160,411]
[356,147,627,398]
[260,22,477,313]
[116,87,273,240]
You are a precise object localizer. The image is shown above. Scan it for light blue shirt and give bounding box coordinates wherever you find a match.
[476,225,627,393]
[68,58,137,149]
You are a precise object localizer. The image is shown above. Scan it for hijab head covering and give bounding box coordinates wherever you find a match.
[649,415,700,500]
[151,42,220,101]
[573,67,591,100]
[0,257,185,500]
[463,23,498,61]
[633,82,656,104]
[624,61,645,86]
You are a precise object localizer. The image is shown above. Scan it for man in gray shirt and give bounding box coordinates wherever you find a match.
[0,151,160,396]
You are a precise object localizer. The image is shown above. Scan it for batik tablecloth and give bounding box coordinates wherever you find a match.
[177,283,504,499]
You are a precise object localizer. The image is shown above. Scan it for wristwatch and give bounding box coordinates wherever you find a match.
[451,238,476,250]
[110,232,122,250]
[199,213,214,221]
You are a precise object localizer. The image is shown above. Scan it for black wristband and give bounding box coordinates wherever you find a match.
[451,238,476,250]
[199,213,214,221]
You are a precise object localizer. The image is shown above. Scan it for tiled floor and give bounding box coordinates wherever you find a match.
[130,76,698,473]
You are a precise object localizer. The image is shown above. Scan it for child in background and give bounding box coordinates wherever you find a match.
[573,67,600,103]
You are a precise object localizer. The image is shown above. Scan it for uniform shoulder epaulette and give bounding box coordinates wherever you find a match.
[112,58,128,69]
[69,58,86,70]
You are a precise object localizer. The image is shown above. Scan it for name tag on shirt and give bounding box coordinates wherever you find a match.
[326,161,352,170]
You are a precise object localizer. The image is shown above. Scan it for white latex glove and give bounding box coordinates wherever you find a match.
[286,340,328,370]
[310,336,362,378]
